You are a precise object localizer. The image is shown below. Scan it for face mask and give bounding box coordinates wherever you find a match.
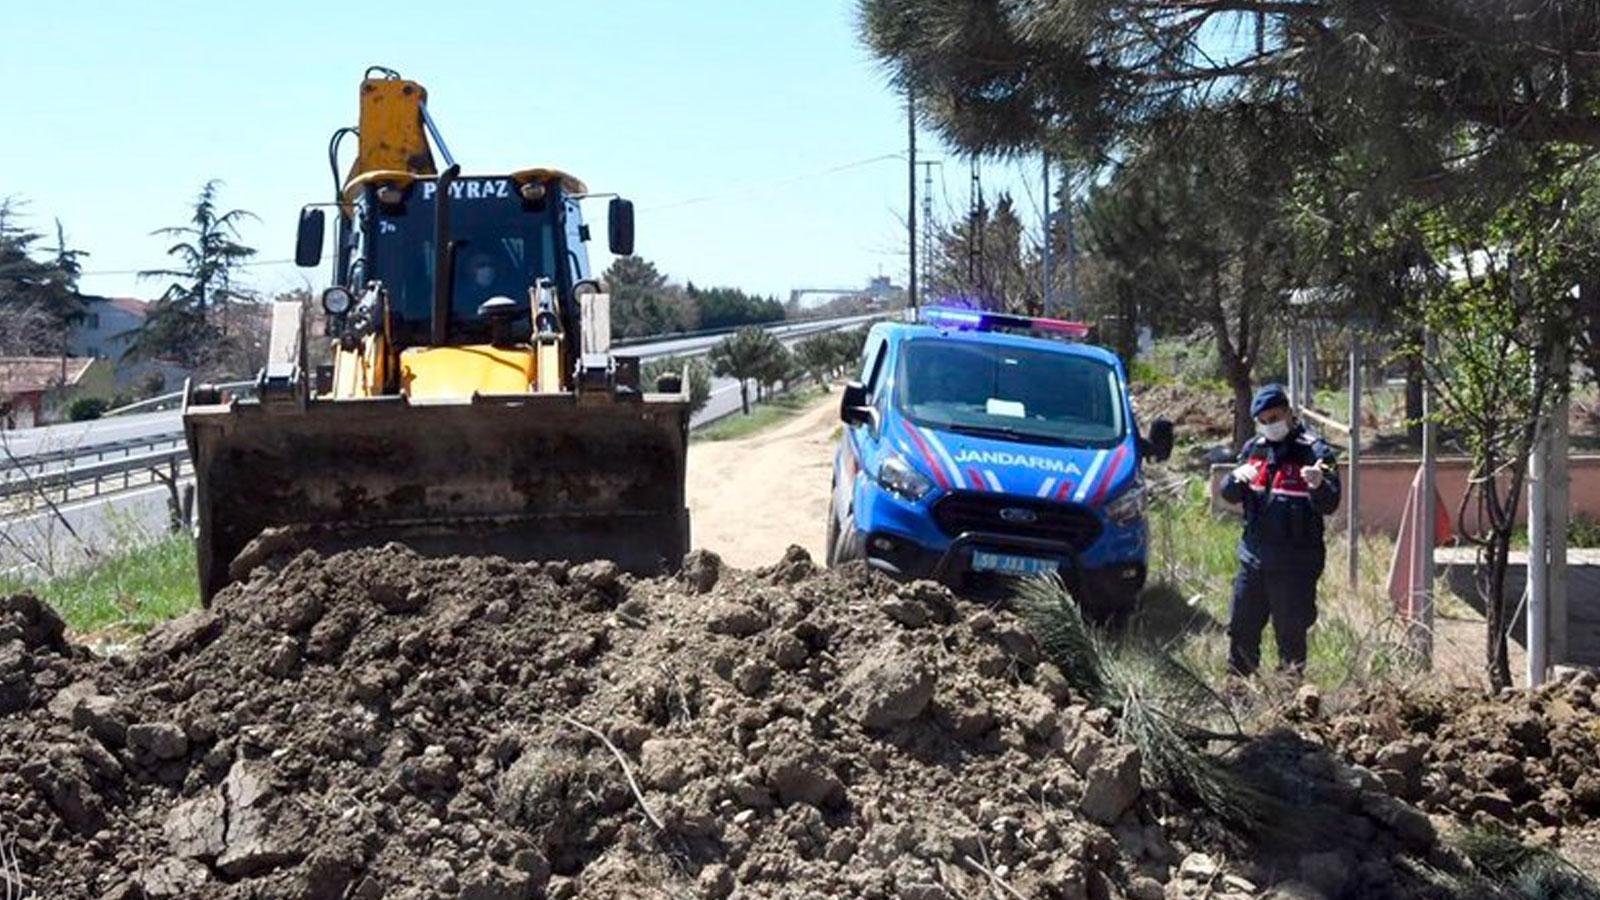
[1258,420,1290,442]
[473,269,494,288]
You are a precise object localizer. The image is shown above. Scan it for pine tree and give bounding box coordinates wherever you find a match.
[0,198,85,355]
[130,181,257,371]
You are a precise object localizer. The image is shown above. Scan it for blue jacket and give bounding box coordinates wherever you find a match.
[1219,425,1341,571]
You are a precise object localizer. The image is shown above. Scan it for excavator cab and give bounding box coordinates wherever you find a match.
[182,69,689,602]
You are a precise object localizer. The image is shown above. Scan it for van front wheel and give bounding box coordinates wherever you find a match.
[829,505,862,567]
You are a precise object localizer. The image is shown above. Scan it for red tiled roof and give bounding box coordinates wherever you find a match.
[0,357,98,395]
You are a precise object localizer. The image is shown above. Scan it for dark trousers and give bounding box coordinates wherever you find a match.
[1228,564,1320,675]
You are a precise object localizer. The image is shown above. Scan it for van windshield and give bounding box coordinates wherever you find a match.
[897,339,1126,447]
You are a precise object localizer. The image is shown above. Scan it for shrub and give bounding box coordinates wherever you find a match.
[68,396,109,421]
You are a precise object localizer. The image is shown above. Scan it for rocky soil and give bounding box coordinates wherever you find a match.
[0,546,1589,898]
[1320,674,1600,860]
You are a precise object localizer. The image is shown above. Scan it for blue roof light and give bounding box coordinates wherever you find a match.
[921,307,984,329]
[916,305,1093,341]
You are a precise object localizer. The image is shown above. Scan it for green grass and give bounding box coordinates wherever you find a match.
[1,534,199,636]
[692,387,826,442]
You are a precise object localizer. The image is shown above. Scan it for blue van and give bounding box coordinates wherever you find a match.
[826,307,1173,617]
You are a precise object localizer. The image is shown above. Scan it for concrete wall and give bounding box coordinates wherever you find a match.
[1211,455,1600,535]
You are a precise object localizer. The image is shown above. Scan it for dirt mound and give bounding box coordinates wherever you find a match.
[0,547,1130,898]
[1321,673,1600,840]
[1133,382,1234,442]
[0,545,1548,899]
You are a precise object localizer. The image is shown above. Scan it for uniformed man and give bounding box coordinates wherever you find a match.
[1218,384,1341,675]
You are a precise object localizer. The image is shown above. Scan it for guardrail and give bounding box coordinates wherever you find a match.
[102,379,256,417]
[4,433,187,477]
[0,446,189,505]
[612,312,883,352]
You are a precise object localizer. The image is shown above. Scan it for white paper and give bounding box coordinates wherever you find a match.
[986,398,1026,418]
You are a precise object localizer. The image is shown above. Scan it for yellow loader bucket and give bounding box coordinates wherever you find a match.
[183,391,689,602]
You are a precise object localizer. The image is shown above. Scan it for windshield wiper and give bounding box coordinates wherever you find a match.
[946,423,1066,445]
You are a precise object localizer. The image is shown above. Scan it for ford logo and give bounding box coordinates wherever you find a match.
[999,507,1038,524]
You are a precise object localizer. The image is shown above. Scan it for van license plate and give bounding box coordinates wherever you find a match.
[971,551,1058,575]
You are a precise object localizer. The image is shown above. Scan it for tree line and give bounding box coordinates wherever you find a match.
[602,256,786,339]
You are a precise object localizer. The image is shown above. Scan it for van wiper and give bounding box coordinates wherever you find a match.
[947,423,1065,445]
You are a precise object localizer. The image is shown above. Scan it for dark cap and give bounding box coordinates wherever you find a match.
[1250,384,1290,419]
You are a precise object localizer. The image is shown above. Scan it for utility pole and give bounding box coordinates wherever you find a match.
[917,160,940,301]
[1551,341,1571,669]
[1530,379,1551,686]
[1412,329,1438,663]
[1042,154,1053,315]
[1347,333,1362,588]
[969,159,985,304]
[1529,332,1572,685]
[907,84,918,310]
[1061,162,1079,319]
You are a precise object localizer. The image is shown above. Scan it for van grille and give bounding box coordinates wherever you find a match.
[931,492,1103,550]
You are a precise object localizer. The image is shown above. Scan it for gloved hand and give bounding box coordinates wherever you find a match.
[1231,462,1261,487]
[1303,462,1326,490]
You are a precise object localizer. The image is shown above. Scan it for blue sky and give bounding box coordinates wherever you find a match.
[2,0,1051,305]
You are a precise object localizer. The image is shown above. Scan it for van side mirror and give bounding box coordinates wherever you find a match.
[295,208,325,268]
[608,198,635,256]
[840,380,874,427]
[1144,418,1175,462]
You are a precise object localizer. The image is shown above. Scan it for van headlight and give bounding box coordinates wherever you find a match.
[1104,477,1146,525]
[878,451,933,501]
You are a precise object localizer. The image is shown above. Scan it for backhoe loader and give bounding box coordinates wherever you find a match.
[183,68,690,601]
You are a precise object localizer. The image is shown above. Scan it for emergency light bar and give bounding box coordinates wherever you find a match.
[917,306,1093,341]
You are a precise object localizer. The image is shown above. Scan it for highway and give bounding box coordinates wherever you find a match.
[2,409,189,461]
[0,313,878,578]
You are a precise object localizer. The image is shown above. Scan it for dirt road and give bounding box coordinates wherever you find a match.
[686,393,838,568]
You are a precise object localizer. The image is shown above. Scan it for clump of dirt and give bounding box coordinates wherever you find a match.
[0,546,1540,899]
[1320,673,1600,845]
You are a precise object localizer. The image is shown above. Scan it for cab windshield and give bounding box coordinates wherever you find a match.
[897,339,1126,447]
[367,178,562,343]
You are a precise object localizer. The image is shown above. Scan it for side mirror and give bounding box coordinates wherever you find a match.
[840,380,873,427]
[1145,418,1175,462]
[608,198,635,256]
[295,208,325,268]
